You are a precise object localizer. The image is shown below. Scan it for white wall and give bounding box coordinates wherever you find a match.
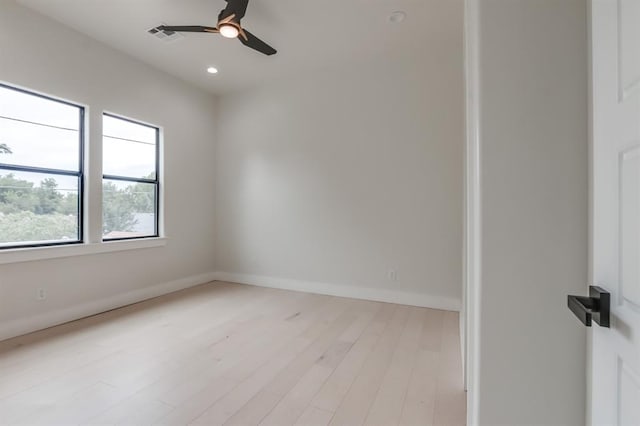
[470,0,589,424]
[0,1,217,340]
[215,50,464,310]
[0,0,464,341]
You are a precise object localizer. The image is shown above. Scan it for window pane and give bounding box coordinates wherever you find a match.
[0,117,80,171]
[0,85,80,130]
[103,115,156,144]
[0,171,80,247]
[103,179,157,239]
[102,114,159,241]
[103,136,156,179]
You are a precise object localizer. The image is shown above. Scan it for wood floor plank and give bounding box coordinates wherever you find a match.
[364,306,426,425]
[308,303,394,414]
[328,305,410,426]
[0,350,138,423]
[261,308,356,397]
[0,282,465,426]
[154,377,240,425]
[129,291,321,408]
[83,393,174,425]
[399,350,439,426]
[259,363,333,425]
[294,405,334,426]
[154,294,347,424]
[420,308,445,352]
[433,311,466,426]
[0,283,248,393]
[191,299,358,425]
[16,382,129,425]
[224,390,282,426]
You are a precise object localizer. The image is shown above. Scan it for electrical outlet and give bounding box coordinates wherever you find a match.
[36,288,46,301]
[387,269,398,281]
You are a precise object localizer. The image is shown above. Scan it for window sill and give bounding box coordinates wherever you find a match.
[0,237,167,265]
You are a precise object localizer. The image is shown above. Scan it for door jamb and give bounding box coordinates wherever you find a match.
[464,0,482,424]
[586,0,594,424]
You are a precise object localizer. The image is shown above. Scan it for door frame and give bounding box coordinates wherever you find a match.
[463,0,481,424]
[586,1,594,423]
[463,1,594,424]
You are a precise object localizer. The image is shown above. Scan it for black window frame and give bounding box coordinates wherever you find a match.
[0,83,85,250]
[102,112,160,241]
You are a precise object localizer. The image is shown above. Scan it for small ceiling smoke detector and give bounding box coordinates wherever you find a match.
[148,25,184,42]
[207,67,219,74]
[389,11,407,24]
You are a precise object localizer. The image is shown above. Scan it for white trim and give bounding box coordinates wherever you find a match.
[586,1,595,424]
[0,237,168,265]
[214,272,461,312]
[0,271,217,342]
[464,0,482,424]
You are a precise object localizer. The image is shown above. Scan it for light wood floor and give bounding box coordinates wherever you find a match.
[0,282,466,425]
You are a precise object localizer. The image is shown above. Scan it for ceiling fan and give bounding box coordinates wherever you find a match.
[157,0,277,56]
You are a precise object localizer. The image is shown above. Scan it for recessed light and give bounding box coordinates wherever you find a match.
[389,11,406,24]
[207,66,219,74]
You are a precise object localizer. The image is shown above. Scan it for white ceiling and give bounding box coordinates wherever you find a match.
[17,0,461,95]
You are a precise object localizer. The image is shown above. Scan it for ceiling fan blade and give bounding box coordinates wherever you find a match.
[225,0,249,22]
[238,28,277,56]
[222,0,249,21]
[157,25,218,33]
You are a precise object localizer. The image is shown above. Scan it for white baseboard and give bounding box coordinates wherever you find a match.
[214,272,461,312]
[0,271,218,342]
[1,271,460,342]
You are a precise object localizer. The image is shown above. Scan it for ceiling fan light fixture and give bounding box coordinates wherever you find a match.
[219,24,239,38]
[157,0,277,55]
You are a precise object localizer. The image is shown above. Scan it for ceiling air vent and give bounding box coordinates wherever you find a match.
[148,25,184,42]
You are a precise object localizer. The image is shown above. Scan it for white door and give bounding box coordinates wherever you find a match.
[591,0,640,424]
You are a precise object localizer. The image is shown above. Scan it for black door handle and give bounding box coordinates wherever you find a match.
[567,286,610,327]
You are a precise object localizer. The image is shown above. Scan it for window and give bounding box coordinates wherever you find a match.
[102,114,159,240]
[0,82,163,257]
[0,84,84,249]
